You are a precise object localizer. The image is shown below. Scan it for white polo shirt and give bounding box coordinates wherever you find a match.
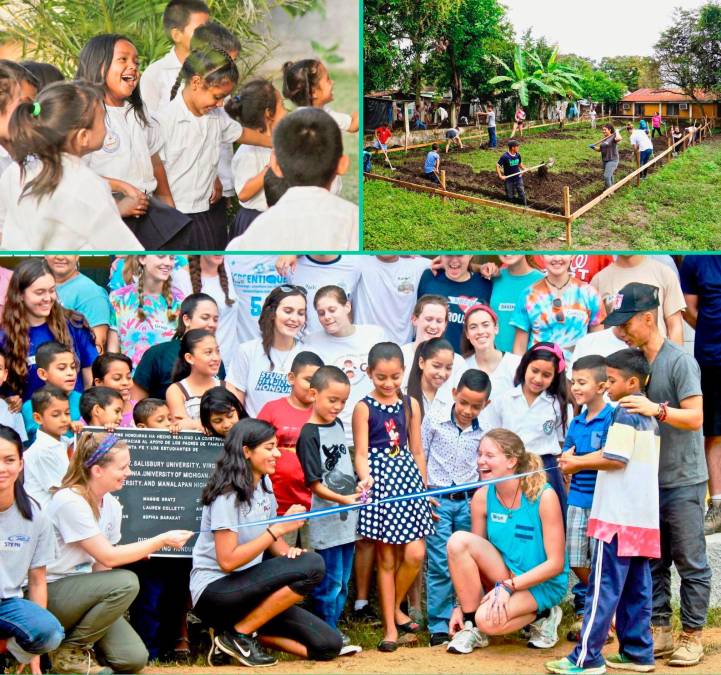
[84,102,162,194]
[231,144,272,210]
[154,94,243,214]
[0,145,12,178]
[23,430,72,509]
[629,129,653,153]
[226,186,358,251]
[139,49,182,113]
[464,352,521,401]
[0,154,143,251]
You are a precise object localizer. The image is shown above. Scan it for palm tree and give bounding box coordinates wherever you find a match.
[528,48,583,122]
[488,45,555,108]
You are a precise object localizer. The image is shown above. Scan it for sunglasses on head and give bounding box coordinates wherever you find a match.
[278,284,307,296]
[552,297,565,323]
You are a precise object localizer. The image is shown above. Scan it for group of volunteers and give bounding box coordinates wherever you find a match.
[1,252,719,675]
[0,0,359,252]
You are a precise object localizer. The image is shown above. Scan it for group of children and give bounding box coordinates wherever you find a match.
[0,0,359,251]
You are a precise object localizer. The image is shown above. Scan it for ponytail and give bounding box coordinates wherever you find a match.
[171,47,239,101]
[171,328,215,382]
[282,59,322,107]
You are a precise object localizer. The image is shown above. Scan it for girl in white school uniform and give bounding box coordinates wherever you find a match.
[0,81,142,250]
[154,47,272,251]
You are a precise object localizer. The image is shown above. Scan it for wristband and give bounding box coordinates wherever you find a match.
[656,401,669,422]
[266,527,278,541]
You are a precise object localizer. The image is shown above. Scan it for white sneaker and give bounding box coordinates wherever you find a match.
[528,606,562,649]
[339,633,362,656]
[447,621,489,654]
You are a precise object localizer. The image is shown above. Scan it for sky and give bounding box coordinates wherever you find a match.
[502,0,709,61]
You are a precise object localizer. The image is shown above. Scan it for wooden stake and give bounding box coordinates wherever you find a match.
[440,170,447,202]
[563,186,572,245]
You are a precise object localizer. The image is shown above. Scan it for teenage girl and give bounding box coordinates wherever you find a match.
[406,337,456,419]
[353,342,434,651]
[155,47,272,250]
[199,385,245,437]
[225,79,287,236]
[92,352,135,427]
[0,81,141,250]
[0,425,64,673]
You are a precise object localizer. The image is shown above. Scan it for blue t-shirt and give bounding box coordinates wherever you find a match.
[21,390,81,446]
[680,255,721,366]
[424,151,439,174]
[563,403,615,509]
[57,273,113,329]
[490,268,545,352]
[417,269,492,353]
[446,129,459,139]
[498,151,522,178]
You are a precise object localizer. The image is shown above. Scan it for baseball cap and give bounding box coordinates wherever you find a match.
[604,283,660,327]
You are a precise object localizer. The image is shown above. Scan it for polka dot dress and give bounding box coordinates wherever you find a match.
[358,395,434,544]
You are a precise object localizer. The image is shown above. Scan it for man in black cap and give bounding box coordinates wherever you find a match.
[604,282,709,667]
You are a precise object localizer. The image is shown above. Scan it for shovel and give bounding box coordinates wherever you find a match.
[380,146,397,171]
[501,157,555,180]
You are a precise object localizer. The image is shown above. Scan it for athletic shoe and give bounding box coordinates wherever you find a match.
[446,621,489,654]
[667,631,704,667]
[605,653,655,672]
[339,633,362,656]
[528,606,562,649]
[545,656,606,674]
[50,646,113,675]
[651,625,674,657]
[704,503,721,535]
[430,632,450,647]
[213,630,277,667]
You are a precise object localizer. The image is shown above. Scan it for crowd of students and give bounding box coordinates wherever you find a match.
[1,252,719,675]
[0,0,359,252]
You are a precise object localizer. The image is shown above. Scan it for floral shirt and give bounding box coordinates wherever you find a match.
[109,284,185,367]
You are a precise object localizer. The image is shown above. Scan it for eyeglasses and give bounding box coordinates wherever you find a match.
[278,284,307,296]
[552,297,565,323]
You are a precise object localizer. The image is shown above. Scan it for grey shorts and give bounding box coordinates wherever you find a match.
[566,505,597,568]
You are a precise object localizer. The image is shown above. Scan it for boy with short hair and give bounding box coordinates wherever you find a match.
[497,140,527,206]
[79,386,124,429]
[133,397,180,433]
[423,143,441,185]
[21,341,81,444]
[139,0,210,112]
[296,365,361,656]
[563,355,615,642]
[445,127,463,153]
[548,349,660,675]
[422,369,491,648]
[23,385,73,508]
[374,122,392,152]
[228,109,357,250]
[0,348,26,442]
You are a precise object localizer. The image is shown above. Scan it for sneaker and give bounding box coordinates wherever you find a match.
[605,653,655,672]
[430,632,450,647]
[545,656,606,674]
[50,645,113,675]
[213,630,277,667]
[704,503,721,535]
[446,621,489,654]
[529,606,562,649]
[339,633,362,656]
[668,631,704,667]
[651,625,674,657]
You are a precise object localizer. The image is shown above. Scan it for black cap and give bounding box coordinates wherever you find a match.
[604,283,660,327]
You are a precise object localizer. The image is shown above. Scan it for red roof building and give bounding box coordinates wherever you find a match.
[619,88,719,119]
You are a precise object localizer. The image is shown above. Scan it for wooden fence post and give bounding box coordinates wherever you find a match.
[563,186,572,245]
[440,170,447,202]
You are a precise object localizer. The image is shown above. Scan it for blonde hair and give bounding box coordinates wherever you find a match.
[122,256,177,322]
[483,428,546,502]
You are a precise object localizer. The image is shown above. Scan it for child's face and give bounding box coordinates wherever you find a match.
[543,255,572,276]
[419,349,454,391]
[42,352,78,393]
[95,361,132,401]
[45,256,79,282]
[312,381,350,423]
[209,407,239,437]
[605,367,639,402]
[524,358,556,395]
[76,102,107,155]
[189,77,235,115]
[315,295,351,335]
[289,365,319,406]
[465,309,498,351]
[571,368,606,406]
[269,89,287,130]
[187,336,221,377]
[312,63,334,106]
[105,39,139,103]
[453,386,489,429]
[36,398,71,438]
[172,11,210,52]
[369,358,404,399]
[93,399,124,427]
[412,303,447,341]
[141,404,173,429]
[0,81,22,142]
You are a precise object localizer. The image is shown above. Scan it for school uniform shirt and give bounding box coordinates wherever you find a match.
[190,484,277,606]
[0,398,27,443]
[0,155,143,251]
[153,94,243,214]
[0,501,55,599]
[45,487,123,582]
[484,384,567,456]
[0,145,12,177]
[217,109,236,198]
[23,430,73,509]
[490,267,545,352]
[226,338,303,416]
[231,145,272,211]
[464,351,521,402]
[22,391,80,446]
[139,49,182,113]
[225,256,289,342]
[401,342,466,393]
[323,106,353,133]
[289,256,361,334]
[56,273,113,330]
[354,256,430,345]
[587,407,660,558]
[226,186,358,251]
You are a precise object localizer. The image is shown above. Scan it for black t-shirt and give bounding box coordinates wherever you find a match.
[498,151,522,177]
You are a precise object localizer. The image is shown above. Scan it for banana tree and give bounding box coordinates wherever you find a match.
[488,45,556,110]
[527,48,583,122]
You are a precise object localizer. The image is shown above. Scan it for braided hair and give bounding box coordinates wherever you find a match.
[127,256,178,322]
[188,256,234,307]
[169,47,239,102]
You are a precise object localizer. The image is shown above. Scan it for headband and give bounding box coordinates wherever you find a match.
[464,303,498,325]
[31,102,41,117]
[84,434,120,468]
[531,343,566,373]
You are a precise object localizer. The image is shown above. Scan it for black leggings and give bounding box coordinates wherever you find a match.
[194,553,341,660]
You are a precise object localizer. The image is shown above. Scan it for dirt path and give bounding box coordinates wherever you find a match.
[146,628,721,674]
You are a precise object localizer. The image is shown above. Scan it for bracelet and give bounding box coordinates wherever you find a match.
[266,527,278,541]
[656,401,669,422]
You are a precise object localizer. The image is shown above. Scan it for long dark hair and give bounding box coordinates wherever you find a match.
[0,426,35,520]
[367,341,413,428]
[201,418,275,506]
[76,34,149,126]
[200,386,247,437]
[514,342,569,432]
[170,47,238,101]
[259,286,306,370]
[173,292,218,340]
[282,59,322,107]
[407,337,454,420]
[171,328,215,382]
[225,79,279,133]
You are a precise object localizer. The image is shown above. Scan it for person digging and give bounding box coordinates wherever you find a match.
[496,139,527,206]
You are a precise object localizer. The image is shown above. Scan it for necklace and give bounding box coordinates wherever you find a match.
[496,479,521,518]
[546,275,571,291]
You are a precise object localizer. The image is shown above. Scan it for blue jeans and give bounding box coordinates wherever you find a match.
[639,148,653,177]
[426,495,472,634]
[651,482,711,630]
[488,127,497,147]
[0,597,64,664]
[312,542,355,629]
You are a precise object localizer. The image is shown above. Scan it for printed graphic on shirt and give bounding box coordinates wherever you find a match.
[255,371,292,395]
[0,533,31,551]
[329,352,369,386]
[397,276,417,295]
[230,260,288,318]
[447,294,483,326]
[543,419,555,435]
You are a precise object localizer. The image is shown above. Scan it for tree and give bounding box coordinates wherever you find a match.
[579,70,625,115]
[599,56,661,92]
[488,45,555,108]
[528,48,583,121]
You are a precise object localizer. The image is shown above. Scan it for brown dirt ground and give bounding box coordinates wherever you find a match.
[146,628,721,674]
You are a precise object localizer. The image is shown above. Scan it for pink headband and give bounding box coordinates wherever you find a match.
[531,343,566,373]
[464,303,498,325]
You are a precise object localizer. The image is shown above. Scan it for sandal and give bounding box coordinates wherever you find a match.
[377,640,398,652]
[396,621,421,635]
[173,637,191,661]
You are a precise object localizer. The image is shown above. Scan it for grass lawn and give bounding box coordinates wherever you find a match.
[362,125,721,250]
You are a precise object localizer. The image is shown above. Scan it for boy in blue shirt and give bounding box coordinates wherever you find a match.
[423,144,441,185]
[496,140,527,206]
[563,355,615,642]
